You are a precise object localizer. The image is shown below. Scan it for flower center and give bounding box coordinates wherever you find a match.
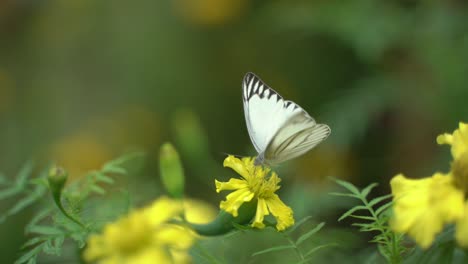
[452,151,468,196]
[247,166,280,199]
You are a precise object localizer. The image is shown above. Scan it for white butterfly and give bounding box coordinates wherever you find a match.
[242,72,331,165]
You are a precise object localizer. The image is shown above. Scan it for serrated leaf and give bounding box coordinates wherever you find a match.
[375,201,393,216]
[0,191,43,223]
[331,178,361,195]
[14,243,44,264]
[101,166,127,175]
[288,216,312,233]
[90,185,106,195]
[304,243,338,258]
[21,237,48,249]
[361,183,378,198]
[367,194,392,208]
[28,226,63,236]
[25,209,52,232]
[328,192,360,199]
[349,215,376,221]
[338,205,368,221]
[103,152,144,169]
[251,245,295,257]
[53,236,65,251]
[0,185,22,200]
[94,173,115,184]
[16,161,34,186]
[296,222,325,245]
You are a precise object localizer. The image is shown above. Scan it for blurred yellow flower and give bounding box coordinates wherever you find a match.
[390,122,468,249]
[173,0,248,26]
[390,173,464,249]
[215,156,294,231]
[49,132,111,180]
[84,197,194,264]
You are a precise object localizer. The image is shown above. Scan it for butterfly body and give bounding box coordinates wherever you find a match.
[242,72,330,165]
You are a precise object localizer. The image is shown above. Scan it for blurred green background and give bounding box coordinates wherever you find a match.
[1,0,468,263]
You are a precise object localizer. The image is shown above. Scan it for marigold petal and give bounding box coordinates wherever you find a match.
[436,134,453,145]
[456,202,468,248]
[252,198,269,229]
[145,196,184,225]
[266,194,294,231]
[220,188,254,217]
[223,155,252,180]
[390,173,464,249]
[215,178,248,192]
[155,225,195,249]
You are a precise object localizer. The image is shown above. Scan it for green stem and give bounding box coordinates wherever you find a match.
[189,200,257,236]
[51,188,87,230]
[284,234,305,261]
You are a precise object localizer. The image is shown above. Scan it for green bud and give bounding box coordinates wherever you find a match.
[48,165,68,195]
[159,143,185,198]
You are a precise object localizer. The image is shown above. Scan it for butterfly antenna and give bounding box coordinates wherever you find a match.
[219,152,248,159]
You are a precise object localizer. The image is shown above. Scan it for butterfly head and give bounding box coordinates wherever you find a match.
[254,154,265,166]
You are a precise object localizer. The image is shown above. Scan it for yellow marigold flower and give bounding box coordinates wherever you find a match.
[215,155,294,231]
[390,173,464,249]
[437,122,468,160]
[391,122,468,249]
[84,197,194,264]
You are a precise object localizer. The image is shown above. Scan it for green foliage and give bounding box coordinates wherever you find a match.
[251,218,335,264]
[0,153,143,264]
[331,178,406,264]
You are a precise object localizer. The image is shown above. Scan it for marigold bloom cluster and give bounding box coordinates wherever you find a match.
[83,197,195,264]
[390,122,468,248]
[215,155,294,231]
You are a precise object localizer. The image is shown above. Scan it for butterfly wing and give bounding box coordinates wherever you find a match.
[264,114,330,164]
[243,72,305,154]
[242,72,330,164]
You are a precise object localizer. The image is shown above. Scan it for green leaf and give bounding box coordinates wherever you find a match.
[103,152,144,170]
[14,243,44,264]
[287,216,312,233]
[296,222,325,245]
[21,237,49,249]
[251,245,295,257]
[25,209,53,232]
[328,192,360,199]
[360,183,378,198]
[0,185,22,200]
[349,215,376,221]
[331,178,361,195]
[304,243,338,258]
[337,205,368,221]
[90,185,106,195]
[28,226,64,236]
[16,161,34,186]
[101,166,127,175]
[0,191,44,223]
[94,173,115,184]
[367,194,392,208]
[375,201,393,216]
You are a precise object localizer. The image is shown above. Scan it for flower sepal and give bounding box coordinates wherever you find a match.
[189,200,257,236]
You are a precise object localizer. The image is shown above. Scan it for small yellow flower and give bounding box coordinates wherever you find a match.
[83,197,194,264]
[390,122,468,249]
[215,155,294,231]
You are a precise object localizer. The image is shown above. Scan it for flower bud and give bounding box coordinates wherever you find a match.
[159,143,185,198]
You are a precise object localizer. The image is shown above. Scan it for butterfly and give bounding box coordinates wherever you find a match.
[242,72,331,165]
